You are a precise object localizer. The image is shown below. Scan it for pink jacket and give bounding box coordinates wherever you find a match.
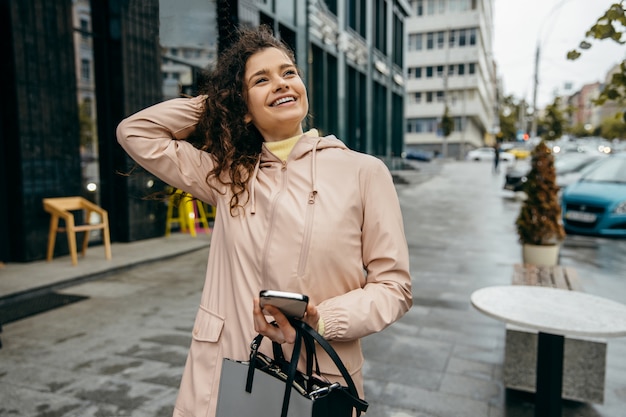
[116,96,412,417]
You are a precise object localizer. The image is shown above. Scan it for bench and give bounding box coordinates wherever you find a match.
[511,263,582,290]
[503,264,606,404]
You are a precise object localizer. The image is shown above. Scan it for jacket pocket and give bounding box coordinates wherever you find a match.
[192,305,225,342]
[175,306,225,416]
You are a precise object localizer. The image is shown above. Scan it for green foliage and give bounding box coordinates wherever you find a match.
[440,105,454,138]
[567,122,591,137]
[595,61,626,106]
[539,96,566,141]
[567,2,626,106]
[601,113,626,138]
[498,95,519,141]
[516,141,566,245]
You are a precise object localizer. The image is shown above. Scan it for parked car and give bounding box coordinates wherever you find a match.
[466,147,515,163]
[561,153,626,237]
[403,149,434,162]
[503,152,607,192]
[505,147,531,160]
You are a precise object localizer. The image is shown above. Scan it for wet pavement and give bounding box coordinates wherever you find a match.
[0,160,625,417]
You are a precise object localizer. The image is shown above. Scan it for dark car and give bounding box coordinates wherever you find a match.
[503,152,607,192]
[403,149,434,162]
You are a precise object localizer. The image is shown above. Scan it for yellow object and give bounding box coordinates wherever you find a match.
[264,128,319,161]
[165,190,211,237]
[506,148,531,160]
[43,197,112,266]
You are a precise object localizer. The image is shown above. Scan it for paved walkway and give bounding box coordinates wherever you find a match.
[0,160,625,417]
[0,233,211,300]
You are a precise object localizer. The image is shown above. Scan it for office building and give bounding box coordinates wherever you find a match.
[0,0,411,262]
[404,0,498,158]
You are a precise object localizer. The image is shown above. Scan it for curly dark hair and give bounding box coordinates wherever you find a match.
[194,25,298,215]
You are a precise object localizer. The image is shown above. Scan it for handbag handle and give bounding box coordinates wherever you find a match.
[246,319,368,416]
[290,320,360,396]
[247,326,304,417]
[291,320,368,415]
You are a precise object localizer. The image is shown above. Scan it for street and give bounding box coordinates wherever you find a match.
[1,160,625,417]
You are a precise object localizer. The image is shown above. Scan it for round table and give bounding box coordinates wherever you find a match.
[471,285,626,417]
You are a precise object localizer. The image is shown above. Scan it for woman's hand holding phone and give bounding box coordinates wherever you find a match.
[253,291,319,344]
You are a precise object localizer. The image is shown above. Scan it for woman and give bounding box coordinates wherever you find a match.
[116,25,412,417]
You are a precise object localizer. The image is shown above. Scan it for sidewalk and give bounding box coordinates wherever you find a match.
[0,160,625,417]
[0,233,211,301]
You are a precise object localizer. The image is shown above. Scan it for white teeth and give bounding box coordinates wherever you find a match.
[272,97,295,106]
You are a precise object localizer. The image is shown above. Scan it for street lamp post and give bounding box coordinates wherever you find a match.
[530,0,573,138]
[530,43,541,138]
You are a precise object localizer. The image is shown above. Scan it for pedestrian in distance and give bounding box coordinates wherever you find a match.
[493,142,501,173]
[116,25,412,417]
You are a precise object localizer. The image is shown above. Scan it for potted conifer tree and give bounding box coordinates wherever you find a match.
[515,140,566,265]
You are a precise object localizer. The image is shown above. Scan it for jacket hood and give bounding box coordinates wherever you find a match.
[249,133,348,213]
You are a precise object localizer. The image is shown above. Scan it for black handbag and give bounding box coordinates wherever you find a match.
[216,319,369,417]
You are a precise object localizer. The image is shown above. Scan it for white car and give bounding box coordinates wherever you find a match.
[466,147,515,163]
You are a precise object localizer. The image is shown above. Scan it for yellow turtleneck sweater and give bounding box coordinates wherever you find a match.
[264,129,319,161]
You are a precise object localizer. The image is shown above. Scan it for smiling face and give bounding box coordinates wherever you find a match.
[243,47,309,142]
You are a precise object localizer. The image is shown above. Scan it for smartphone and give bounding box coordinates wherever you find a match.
[259,290,309,319]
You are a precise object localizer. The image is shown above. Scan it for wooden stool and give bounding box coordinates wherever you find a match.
[43,197,112,266]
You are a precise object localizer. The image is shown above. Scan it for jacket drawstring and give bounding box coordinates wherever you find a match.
[309,139,320,204]
[249,156,261,214]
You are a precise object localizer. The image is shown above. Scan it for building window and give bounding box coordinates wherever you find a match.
[426,66,433,78]
[437,31,445,49]
[426,91,433,102]
[393,14,403,67]
[449,90,458,105]
[426,32,434,49]
[409,33,423,51]
[458,63,465,75]
[426,117,438,132]
[426,0,435,15]
[448,64,455,76]
[454,116,465,131]
[83,97,93,117]
[81,59,90,81]
[449,29,456,47]
[438,0,446,13]
[469,28,477,45]
[414,92,422,103]
[436,91,445,102]
[407,117,439,133]
[459,29,467,46]
[80,18,89,43]
[409,67,422,78]
[436,65,444,77]
[373,0,387,53]
[325,0,338,14]
[469,62,476,74]
[413,0,424,16]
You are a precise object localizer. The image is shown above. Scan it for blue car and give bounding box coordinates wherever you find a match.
[561,153,626,237]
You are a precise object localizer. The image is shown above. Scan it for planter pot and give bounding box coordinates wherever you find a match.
[522,244,560,266]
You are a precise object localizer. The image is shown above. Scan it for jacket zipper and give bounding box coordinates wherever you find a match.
[261,161,287,283]
[297,190,316,277]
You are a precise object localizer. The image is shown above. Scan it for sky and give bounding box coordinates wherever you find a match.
[493,0,625,109]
